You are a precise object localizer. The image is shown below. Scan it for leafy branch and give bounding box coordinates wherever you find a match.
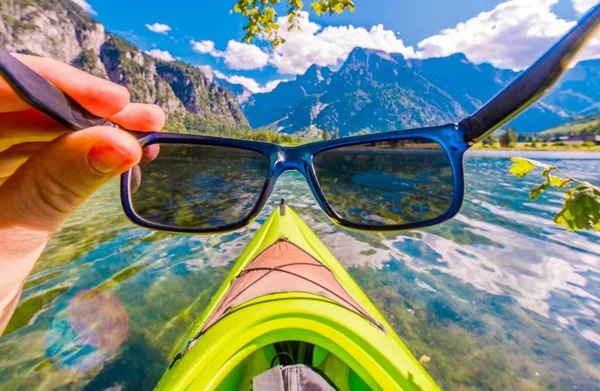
[232,0,355,46]
[509,157,600,231]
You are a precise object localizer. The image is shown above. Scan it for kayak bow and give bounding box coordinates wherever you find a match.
[156,204,439,391]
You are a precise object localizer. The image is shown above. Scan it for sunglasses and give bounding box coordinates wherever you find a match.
[121,126,467,232]
[1,5,599,233]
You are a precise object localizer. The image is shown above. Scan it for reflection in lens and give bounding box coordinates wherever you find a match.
[131,144,270,229]
[313,139,455,227]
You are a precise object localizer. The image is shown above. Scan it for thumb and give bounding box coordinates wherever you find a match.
[0,127,141,232]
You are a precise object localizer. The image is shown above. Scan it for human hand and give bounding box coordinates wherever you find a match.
[0,54,165,334]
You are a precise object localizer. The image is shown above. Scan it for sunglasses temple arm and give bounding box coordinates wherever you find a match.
[459,4,600,144]
[0,46,148,140]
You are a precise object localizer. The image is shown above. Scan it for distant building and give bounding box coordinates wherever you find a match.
[550,135,600,145]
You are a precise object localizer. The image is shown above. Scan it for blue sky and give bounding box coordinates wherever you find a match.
[75,0,597,92]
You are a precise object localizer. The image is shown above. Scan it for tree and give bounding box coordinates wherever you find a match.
[499,126,518,147]
[333,128,340,139]
[322,128,331,140]
[233,0,355,46]
[481,133,498,146]
[517,133,538,142]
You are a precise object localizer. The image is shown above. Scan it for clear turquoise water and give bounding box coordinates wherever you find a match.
[0,151,599,390]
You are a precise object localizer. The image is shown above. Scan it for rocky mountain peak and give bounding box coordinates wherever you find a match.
[345,47,407,67]
[301,64,332,84]
[242,45,599,135]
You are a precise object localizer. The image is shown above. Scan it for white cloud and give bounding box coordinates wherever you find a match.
[70,0,97,15]
[145,49,175,62]
[224,75,282,93]
[145,23,172,34]
[227,75,261,92]
[206,66,282,94]
[213,69,226,79]
[572,0,598,14]
[416,0,600,70]
[261,79,283,93]
[191,40,269,70]
[223,41,270,70]
[191,40,224,57]
[197,65,214,81]
[268,11,417,74]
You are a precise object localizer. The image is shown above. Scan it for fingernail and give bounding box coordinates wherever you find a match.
[87,143,134,175]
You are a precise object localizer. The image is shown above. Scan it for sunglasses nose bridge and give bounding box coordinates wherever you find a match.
[275,147,307,176]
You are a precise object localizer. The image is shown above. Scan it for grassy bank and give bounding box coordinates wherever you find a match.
[472,142,600,152]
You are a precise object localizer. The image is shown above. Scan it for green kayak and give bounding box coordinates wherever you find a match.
[155,204,440,391]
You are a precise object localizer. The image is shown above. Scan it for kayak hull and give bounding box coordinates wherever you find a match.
[155,206,439,391]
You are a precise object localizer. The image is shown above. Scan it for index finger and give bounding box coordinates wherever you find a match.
[0,54,130,118]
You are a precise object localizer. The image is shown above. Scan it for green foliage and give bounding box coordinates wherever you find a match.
[153,60,246,125]
[16,0,98,31]
[508,157,600,231]
[310,0,355,15]
[517,133,536,142]
[72,49,97,71]
[582,141,597,147]
[538,110,600,139]
[508,157,548,178]
[243,130,298,144]
[481,134,497,146]
[232,0,354,46]
[332,128,340,139]
[499,126,518,147]
[71,49,107,78]
[102,34,151,103]
[15,49,40,56]
[163,114,305,145]
[555,184,600,231]
[322,128,331,140]
[2,14,37,31]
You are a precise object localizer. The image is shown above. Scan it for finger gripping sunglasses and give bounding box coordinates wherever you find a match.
[1,5,599,234]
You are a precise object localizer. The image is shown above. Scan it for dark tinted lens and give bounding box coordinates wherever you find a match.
[313,138,455,227]
[130,144,270,230]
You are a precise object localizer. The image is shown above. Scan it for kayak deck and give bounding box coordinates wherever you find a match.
[155,206,439,391]
[198,238,384,334]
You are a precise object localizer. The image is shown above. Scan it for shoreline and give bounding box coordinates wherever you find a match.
[466,149,600,160]
[471,146,600,152]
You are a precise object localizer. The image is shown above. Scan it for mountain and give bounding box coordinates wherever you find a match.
[0,0,248,132]
[538,111,600,138]
[212,77,253,104]
[543,59,600,115]
[243,48,600,135]
[243,49,469,135]
[242,64,332,131]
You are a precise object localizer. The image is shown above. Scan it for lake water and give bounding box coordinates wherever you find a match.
[0,151,599,390]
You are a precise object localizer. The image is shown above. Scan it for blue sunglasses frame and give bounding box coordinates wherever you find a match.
[0,5,598,233]
[119,124,469,233]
